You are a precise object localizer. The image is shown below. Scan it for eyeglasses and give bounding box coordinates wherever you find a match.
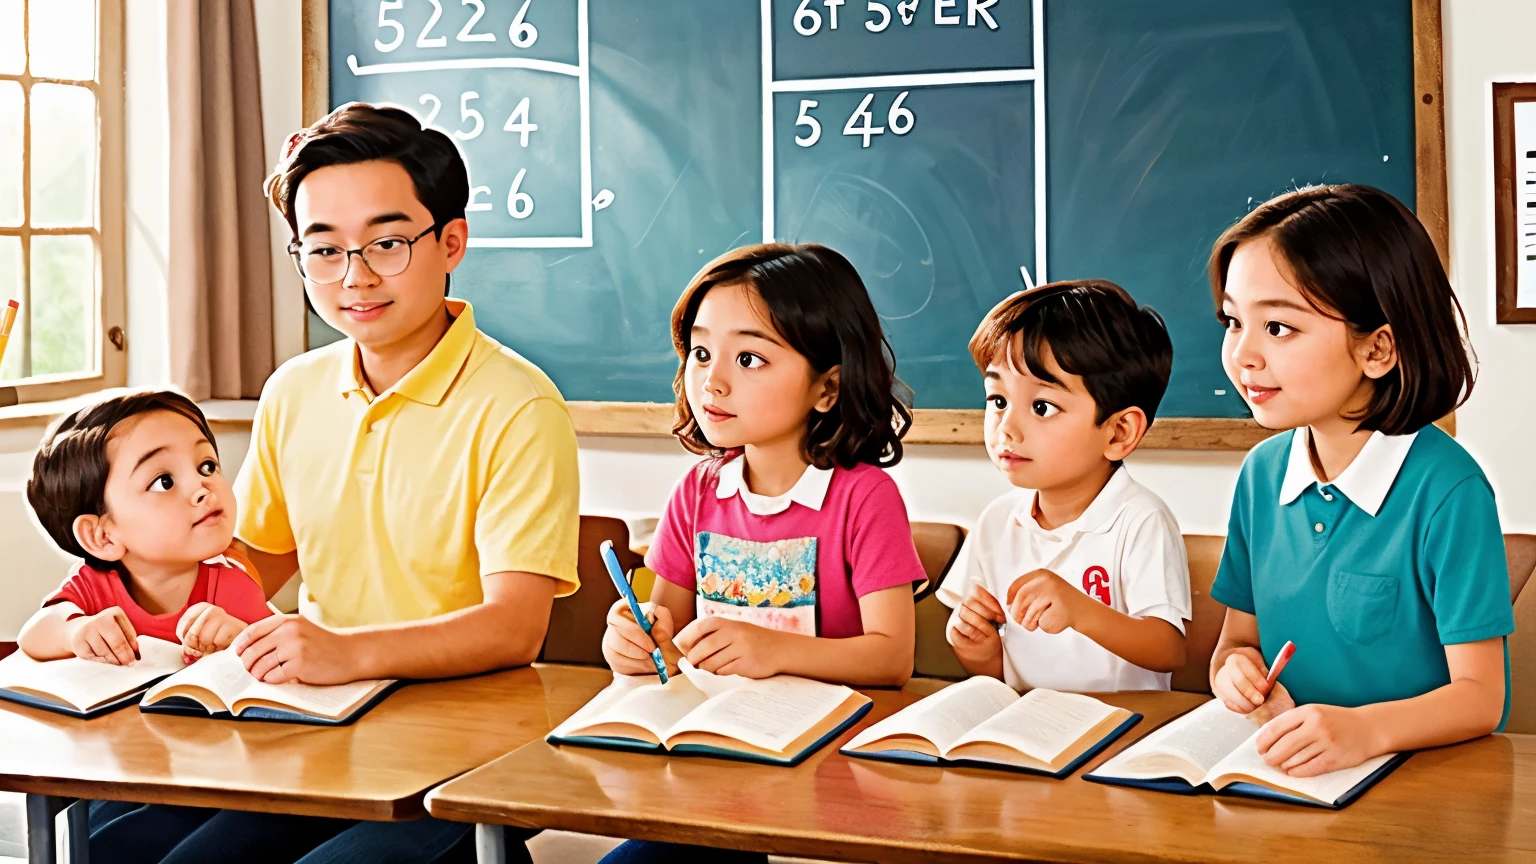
[288,224,440,285]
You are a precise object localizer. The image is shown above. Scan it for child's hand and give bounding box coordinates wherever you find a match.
[602,600,675,677]
[674,617,781,678]
[67,607,139,665]
[1005,569,1085,634]
[948,584,1005,669]
[177,603,246,661]
[1213,647,1271,715]
[1256,703,1384,777]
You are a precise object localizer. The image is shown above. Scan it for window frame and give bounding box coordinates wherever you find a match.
[0,0,125,402]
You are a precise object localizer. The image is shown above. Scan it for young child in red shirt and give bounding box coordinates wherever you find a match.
[18,390,272,665]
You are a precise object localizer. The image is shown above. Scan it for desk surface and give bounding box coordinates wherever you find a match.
[426,683,1536,863]
[0,663,610,820]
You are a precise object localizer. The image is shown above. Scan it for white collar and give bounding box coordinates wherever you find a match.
[1279,427,1418,517]
[715,456,832,516]
[202,554,246,574]
[1010,466,1137,539]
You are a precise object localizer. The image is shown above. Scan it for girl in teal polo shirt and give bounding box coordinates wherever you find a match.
[1206,184,1515,779]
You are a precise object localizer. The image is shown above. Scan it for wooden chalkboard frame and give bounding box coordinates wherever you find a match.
[299,0,1449,450]
[1492,82,1536,325]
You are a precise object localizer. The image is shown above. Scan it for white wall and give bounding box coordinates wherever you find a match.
[3,1,1535,639]
[1443,1,1536,533]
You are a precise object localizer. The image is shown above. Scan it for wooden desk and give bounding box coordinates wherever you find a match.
[427,685,1536,863]
[0,664,611,864]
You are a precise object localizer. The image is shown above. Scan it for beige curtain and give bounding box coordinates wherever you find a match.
[166,0,274,401]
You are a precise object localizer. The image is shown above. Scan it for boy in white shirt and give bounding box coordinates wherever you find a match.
[937,280,1191,692]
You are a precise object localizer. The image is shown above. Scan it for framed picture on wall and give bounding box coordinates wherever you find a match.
[1493,82,1536,324]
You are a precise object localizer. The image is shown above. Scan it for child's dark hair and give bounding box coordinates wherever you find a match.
[265,102,467,296]
[969,280,1174,427]
[669,243,912,469]
[1209,184,1474,435]
[27,391,218,572]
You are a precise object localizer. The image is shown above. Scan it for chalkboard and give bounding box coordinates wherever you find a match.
[312,0,1440,434]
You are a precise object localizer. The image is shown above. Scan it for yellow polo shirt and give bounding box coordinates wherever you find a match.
[233,300,580,628]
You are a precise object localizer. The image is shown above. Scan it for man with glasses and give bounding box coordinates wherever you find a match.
[84,103,579,864]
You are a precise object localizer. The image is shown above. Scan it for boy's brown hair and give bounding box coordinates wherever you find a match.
[969,280,1173,426]
[27,391,217,572]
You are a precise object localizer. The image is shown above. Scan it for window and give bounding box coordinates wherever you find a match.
[0,0,123,399]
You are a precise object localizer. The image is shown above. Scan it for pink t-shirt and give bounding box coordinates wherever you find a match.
[647,458,926,639]
[44,552,273,644]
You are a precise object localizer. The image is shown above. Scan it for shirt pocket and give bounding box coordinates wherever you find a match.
[1326,571,1400,645]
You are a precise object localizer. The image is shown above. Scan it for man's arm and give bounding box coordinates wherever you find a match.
[232,570,558,684]
[230,540,300,602]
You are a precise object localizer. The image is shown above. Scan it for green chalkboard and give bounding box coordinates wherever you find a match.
[319,0,1421,418]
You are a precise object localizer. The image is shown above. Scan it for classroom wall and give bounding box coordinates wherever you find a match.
[3,1,1536,640]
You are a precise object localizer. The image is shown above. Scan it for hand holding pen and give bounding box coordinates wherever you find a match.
[599,540,671,683]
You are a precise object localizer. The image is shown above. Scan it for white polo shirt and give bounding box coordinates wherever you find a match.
[937,467,1191,693]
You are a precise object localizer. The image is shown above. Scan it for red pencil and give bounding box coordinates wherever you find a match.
[1263,640,1296,693]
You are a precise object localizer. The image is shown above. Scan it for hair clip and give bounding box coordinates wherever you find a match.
[282,131,306,160]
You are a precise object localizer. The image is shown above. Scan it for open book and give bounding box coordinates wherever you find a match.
[839,677,1140,777]
[1085,698,1408,808]
[547,662,872,766]
[0,637,187,718]
[140,649,400,726]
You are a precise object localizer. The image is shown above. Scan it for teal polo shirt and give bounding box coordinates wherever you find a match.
[1212,425,1514,725]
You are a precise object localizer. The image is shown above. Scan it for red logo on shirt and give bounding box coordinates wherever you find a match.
[1082,566,1112,606]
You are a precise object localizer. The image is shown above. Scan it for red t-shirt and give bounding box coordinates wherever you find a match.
[43,552,273,644]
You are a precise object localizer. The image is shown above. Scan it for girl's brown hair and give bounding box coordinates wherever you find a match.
[669,243,911,468]
[1208,184,1475,435]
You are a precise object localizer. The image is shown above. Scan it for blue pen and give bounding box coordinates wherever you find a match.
[600,540,669,683]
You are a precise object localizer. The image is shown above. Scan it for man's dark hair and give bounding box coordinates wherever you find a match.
[1209,183,1475,435]
[27,391,218,572]
[969,280,1174,426]
[265,102,468,296]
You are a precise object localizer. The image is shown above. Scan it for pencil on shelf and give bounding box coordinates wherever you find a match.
[0,299,17,371]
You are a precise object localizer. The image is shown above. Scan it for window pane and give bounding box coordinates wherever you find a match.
[0,0,22,75]
[28,0,95,81]
[0,236,19,382]
[31,234,93,377]
[0,81,19,227]
[31,83,96,228]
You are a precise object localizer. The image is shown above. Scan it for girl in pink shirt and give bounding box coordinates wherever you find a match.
[603,243,926,689]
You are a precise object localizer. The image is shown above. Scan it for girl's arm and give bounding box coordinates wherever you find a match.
[1256,637,1505,777]
[1209,607,1272,713]
[676,584,915,687]
[602,575,698,675]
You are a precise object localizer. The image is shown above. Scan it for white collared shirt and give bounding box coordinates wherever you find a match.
[936,468,1192,693]
[1278,427,1419,516]
[714,455,833,516]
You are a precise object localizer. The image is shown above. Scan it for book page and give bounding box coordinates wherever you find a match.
[846,676,1017,753]
[1206,733,1396,805]
[665,676,853,754]
[1094,699,1256,783]
[232,674,393,719]
[0,637,186,711]
[555,674,711,741]
[948,689,1118,762]
[144,648,253,710]
[678,659,750,700]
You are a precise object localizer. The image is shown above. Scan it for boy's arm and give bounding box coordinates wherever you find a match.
[1067,601,1185,672]
[231,569,558,683]
[17,604,81,660]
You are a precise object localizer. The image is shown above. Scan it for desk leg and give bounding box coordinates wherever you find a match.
[65,801,89,864]
[25,794,64,864]
[474,824,506,864]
